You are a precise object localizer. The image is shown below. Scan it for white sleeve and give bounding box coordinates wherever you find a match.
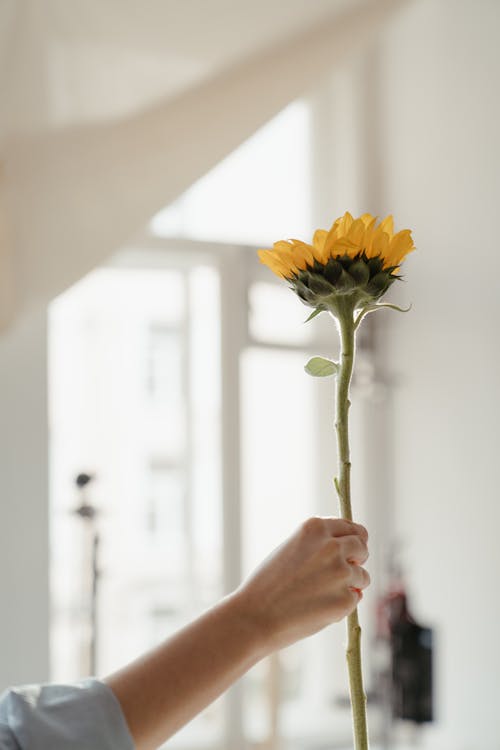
[0,679,135,750]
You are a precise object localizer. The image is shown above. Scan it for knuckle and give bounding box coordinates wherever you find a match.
[356,524,369,542]
[357,536,368,552]
[357,538,369,561]
[347,536,369,564]
[301,516,326,538]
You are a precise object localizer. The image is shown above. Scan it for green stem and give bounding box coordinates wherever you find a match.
[335,304,369,750]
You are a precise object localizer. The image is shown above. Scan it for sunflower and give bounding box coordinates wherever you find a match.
[258,212,415,317]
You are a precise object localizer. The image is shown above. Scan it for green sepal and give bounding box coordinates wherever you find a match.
[348,259,370,285]
[308,274,334,295]
[338,254,354,270]
[323,258,342,284]
[367,257,384,276]
[336,268,357,292]
[366,272,392,296]
[295,280,316,303]
[304,307,325,323]
[304,356,339,377]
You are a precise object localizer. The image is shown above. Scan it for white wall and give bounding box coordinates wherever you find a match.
[0,308,49,690]
[377,1,500,748]
[310,2,500,747]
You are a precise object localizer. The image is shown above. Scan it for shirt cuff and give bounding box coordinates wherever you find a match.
[0,678,135,750]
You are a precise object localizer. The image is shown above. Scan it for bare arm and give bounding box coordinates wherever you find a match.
[104,516,370,750]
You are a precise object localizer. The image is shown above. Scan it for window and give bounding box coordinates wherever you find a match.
[49,261,224,747]
[146,323,183,402]
[49,240,374,749]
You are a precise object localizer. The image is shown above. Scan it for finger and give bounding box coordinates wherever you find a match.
[350,522,368,543]
[348,564,371,590]
[343,587,363,613]
[348,587,364,603]
[321,517,368,541]
[340,534,369,565]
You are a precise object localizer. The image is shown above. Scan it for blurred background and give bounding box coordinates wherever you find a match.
[1,1,499,749]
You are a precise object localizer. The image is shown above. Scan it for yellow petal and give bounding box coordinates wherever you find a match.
[371,228,390,258]
[257,248,273,264]
[311,230,328,263]
[338,211,354,236]
[328,217,342,233]
[258,250,288,278]
[273,240,293,253]
[363,225,377,257]
[271,241,299,275]
[289,240,314,270]
[313,229,327,252]
[379,215,394,238]
[274,250,298,276]
[386,230,415,266]
[360,213,376,227]
[364,215,377,232]
[332,237,359,258]
[322,227,339,260]
[347,218,365,248]
[389,229,414,255]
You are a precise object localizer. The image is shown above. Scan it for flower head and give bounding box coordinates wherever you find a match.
[258,212,415,316]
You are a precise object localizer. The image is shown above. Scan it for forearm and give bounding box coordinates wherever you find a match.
[104,592,267,750]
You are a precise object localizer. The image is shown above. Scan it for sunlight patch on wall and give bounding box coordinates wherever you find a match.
[150,100,311,246]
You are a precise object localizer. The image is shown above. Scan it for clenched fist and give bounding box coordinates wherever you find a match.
[233,516,370,652]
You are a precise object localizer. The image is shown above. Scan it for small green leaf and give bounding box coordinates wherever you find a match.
[375,302,412,314]
[304,356,339,377]
[333,476,342,499]
[304,307,324,323]
[354,301,412,329]
[354,304,377,329]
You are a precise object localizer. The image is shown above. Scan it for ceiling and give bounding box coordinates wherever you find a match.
[1,0,367,134]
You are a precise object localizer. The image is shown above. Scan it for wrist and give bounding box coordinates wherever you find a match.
[218,589,273,663]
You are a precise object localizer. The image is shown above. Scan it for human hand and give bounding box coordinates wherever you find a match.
[232,516,370,653]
